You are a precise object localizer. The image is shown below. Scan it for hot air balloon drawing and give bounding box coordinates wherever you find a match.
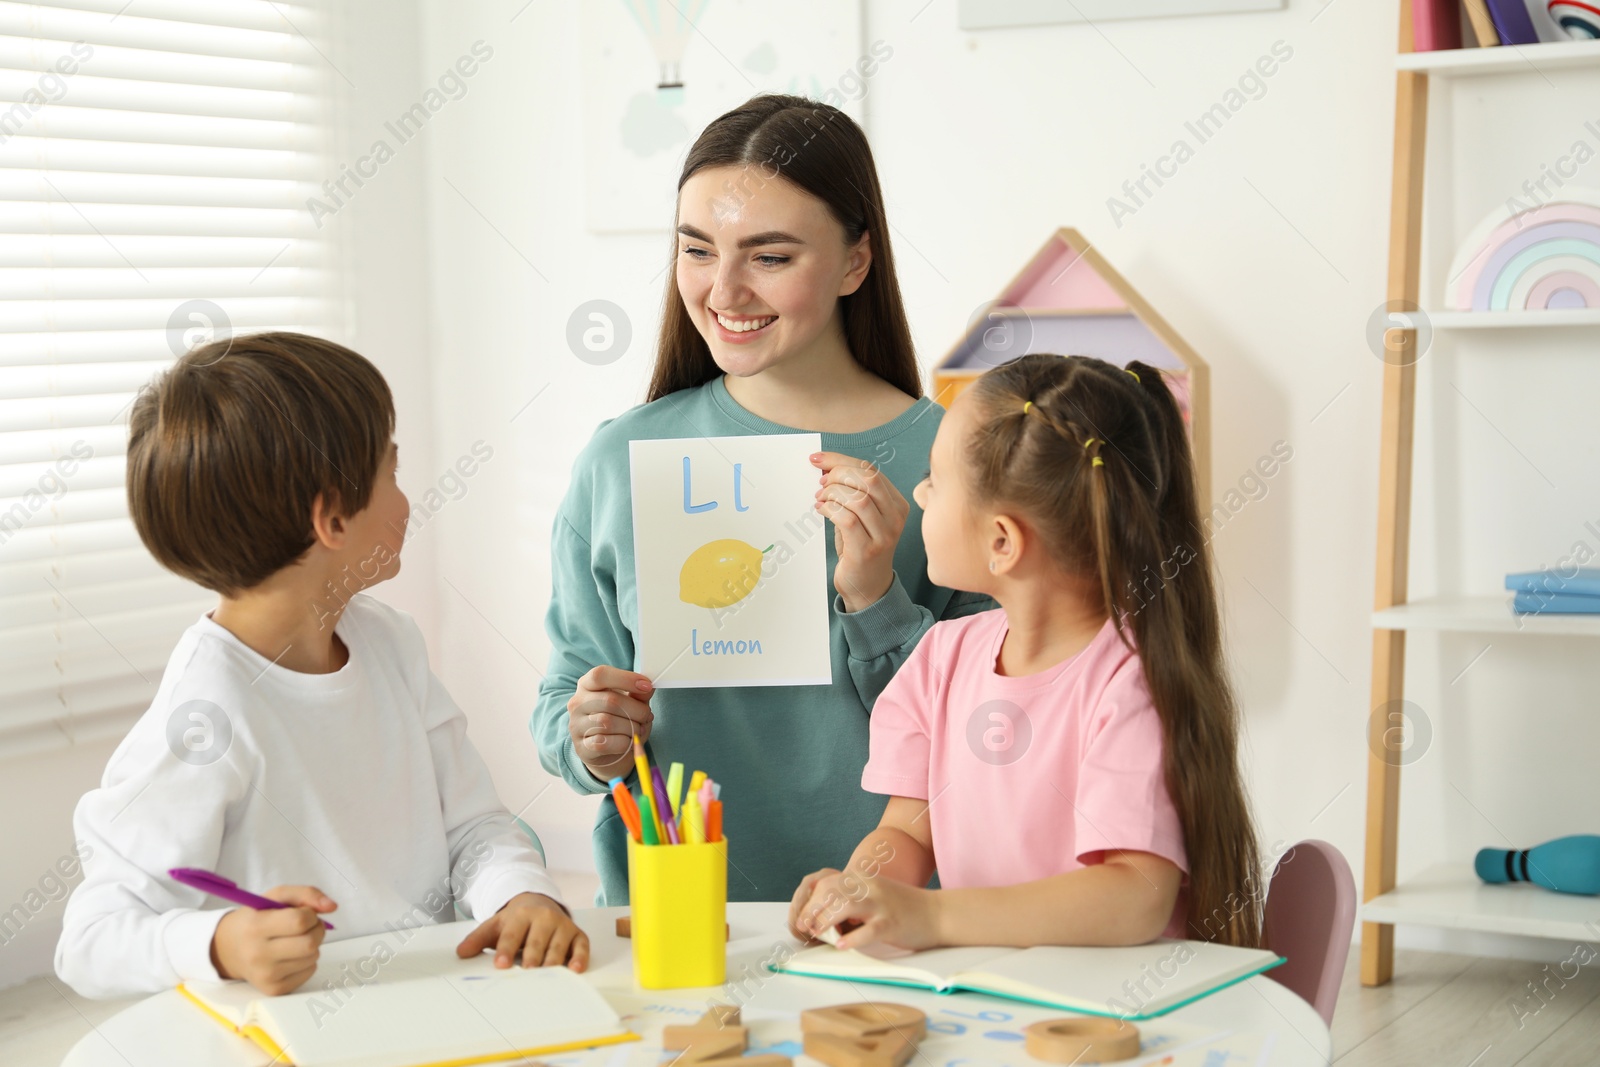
[619,0,712,95]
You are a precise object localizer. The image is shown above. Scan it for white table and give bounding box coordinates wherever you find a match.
[61,902,1331,1066]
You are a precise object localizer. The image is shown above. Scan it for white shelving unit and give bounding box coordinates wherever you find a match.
[1364,865,1600,942]
[1396,38,1600,76]
[1360,14,1600,987]
[1429,308,1600,330]
[1372,595,1600,637]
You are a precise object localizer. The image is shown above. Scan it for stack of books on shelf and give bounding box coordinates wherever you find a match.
[1507,567,1600,615]
[1414,1,1600,49]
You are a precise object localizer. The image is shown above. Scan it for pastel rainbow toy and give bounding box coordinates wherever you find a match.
[1547,2,1600,39]
[1445,188,1600,311]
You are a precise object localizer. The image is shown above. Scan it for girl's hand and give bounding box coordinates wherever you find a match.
[456,893,590,971]
[812,452,908,614]
[567,665,653,783]
[787,867,842,942]
[788,867,940,952]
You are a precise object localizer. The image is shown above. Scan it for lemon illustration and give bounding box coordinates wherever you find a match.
[679,539,773,609]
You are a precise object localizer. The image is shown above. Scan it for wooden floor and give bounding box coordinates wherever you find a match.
[1330,947,1600,1065]
[5,927,1597,1065]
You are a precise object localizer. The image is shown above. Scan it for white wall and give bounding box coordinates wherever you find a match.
[412,0,1600,960]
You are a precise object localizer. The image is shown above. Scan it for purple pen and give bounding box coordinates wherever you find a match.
[650,765,678,843]
[169,868,335,929]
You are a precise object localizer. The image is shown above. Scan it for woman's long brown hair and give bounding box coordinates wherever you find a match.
[966,354,1263,948]
[648,93,921,403]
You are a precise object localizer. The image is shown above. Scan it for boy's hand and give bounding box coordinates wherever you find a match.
[456,893,590,972]
[210,885,337,995]
[789,868,938,952]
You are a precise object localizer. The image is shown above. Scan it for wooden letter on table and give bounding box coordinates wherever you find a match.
[1022,1019,1141,1064]
[664,1005,792,1067]
[800,1004,927,1067]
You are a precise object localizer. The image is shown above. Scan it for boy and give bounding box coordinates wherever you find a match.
[55,333,585,999]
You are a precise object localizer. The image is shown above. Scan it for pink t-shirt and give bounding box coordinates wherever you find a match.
[861,609,1189,939]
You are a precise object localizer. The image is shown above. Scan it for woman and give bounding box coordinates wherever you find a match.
[532,93,991,904]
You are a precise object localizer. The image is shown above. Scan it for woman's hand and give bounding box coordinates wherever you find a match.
[812,451,908,614]
[788,866,940,952]
[567,665,653,783]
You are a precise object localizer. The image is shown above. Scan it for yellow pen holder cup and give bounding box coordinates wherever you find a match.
[626,835,728,989]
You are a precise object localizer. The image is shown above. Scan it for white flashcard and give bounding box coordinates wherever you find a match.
[628,434,831,688]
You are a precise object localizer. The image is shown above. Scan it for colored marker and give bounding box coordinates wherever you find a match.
[651,765,677,843]
[683,794,704,844]
[667,762,684,820]
[633,735,664,840]
[638,793,661,846]
[169,869,334,929]
[608,777,642,843]
[706,800,722,843]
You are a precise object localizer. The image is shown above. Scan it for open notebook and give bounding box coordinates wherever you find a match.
[178,922,638,1067]
[772,939,1284,1020]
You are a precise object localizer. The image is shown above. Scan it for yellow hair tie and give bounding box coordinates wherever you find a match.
[1092,457,1104,467]
[1125,368,1141,383]
[1083,437,1096,450]
[1022,401,1033,414]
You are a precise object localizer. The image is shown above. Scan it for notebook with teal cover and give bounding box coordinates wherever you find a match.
[770,939,1285,1020]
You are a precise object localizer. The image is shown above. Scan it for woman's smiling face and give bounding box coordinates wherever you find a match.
[675,164,870,379]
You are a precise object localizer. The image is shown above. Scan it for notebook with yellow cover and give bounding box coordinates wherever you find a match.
[178,922,638,1067]
[771,938,1285,1020]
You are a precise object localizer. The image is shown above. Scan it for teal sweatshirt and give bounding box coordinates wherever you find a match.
[531,376,993,905]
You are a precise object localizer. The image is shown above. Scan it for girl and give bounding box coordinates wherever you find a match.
[789,353,1263,949]
[531,95,991,904]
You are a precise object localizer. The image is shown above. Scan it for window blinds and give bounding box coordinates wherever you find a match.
[0,0,337,757]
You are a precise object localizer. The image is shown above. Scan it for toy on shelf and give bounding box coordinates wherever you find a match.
[933,227,1210,502]
[1475,834,1600,895]
[1443,188,1600,312]
[1548,2,1600,39]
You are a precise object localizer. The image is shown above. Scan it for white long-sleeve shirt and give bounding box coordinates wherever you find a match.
[55,593,562,999]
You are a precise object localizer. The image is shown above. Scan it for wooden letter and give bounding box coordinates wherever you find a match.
[1023,1019,1140,1064]
[804,1031,917,1067]
[664,1004,749,1063]
[800,1004,927,1067]
[799,1003,926,1042]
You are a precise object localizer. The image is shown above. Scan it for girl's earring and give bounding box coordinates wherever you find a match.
[988,560,997,573]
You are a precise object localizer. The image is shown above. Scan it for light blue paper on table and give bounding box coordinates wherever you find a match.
[628,433,831,688]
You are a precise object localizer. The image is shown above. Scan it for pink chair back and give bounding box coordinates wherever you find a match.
[1261,838,1355,1027]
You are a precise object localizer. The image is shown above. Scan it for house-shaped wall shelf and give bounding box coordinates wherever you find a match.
[932,227,1211,502]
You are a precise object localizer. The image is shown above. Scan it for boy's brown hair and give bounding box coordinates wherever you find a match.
[127,331,395,597]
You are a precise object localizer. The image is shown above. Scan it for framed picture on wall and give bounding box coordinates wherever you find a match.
[958,0,1285,29]
[580,0,865,234]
